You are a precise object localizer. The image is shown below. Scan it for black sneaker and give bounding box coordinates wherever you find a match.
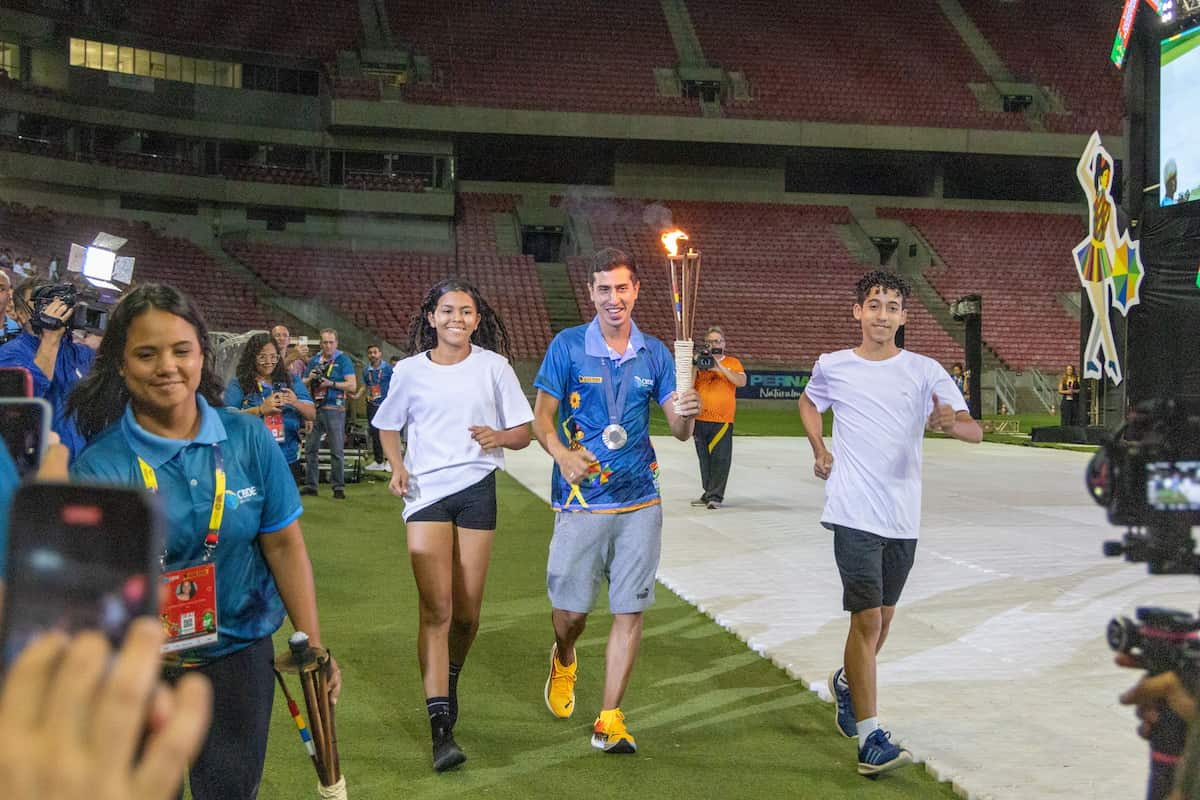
[333,489,346,499]
[299,487,318,496]
[431,715,466,772]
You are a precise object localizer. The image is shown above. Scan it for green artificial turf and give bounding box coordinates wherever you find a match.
[242,474,958,800]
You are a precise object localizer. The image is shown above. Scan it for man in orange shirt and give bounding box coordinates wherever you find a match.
[692,326,746,510]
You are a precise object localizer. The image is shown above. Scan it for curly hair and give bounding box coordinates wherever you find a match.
[855,270,910,306]
[235,332,289,396]
[406,278,512,360]
[68,284,225,441]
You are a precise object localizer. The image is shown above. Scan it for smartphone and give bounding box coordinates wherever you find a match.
[0,367,32,398]
[0,484,163,668]
[0,397,50,477]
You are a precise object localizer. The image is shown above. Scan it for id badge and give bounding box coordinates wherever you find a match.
[264,411,285,442]
[369,383,381,401]
[160,562,219,653]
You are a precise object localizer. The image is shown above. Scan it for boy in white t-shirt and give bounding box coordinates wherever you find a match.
[798,270,982,777]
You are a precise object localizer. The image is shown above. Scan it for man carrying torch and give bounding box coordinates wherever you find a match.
[533,247,701,754]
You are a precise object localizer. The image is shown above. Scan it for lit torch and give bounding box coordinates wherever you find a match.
[660,229,702,407]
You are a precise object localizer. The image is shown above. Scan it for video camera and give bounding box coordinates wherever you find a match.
[694,344,722,371]
[1087,398,1200,799]
[29,282,113,335]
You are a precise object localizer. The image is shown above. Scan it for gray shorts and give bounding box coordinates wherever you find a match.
[547,504,663,615]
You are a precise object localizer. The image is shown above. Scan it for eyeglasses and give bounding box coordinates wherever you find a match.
[256,354,279,363]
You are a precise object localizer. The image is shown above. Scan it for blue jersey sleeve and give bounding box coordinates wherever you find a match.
[651,340,676,407]
[223,380,245,408]
[336,353,353,381]
[291,375,312,403]
[250,419,303,533]
[533,334,571,400]
[0,338,48,396]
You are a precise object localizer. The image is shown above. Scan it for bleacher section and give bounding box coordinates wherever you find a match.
[687,0,1027,131]
[960,0,1123,135]
[385,0,699,115]
[220,161,321,187]
[564,199,964,366]
[114,0,361,60]
[879,207,1085,370]
[0,203,277,332]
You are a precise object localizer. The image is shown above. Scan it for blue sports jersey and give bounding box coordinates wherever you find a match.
[362,362,393,406]
[534,319,675,513]
[0,443,17,579]
[306,351,354,409]
[71,395,303,662]
[0,332,94,459]
[224,375,313,463]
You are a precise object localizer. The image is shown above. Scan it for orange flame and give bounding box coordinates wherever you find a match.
[661,229,689,258]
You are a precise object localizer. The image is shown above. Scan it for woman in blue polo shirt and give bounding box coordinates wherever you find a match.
[225,332,315,482]
[67,284,341,800]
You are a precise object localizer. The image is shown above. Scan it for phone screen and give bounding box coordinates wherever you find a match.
[1,484,162,668]
[0,367,32,398]
[0,398,49,477]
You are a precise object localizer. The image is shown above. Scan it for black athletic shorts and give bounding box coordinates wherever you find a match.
[831,524,917,613]
[407,469,498,529]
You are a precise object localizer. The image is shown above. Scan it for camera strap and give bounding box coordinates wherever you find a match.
[138,443,226,561]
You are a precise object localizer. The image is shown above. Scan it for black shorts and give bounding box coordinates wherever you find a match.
[407,470,498,530]
[831,525,917,613]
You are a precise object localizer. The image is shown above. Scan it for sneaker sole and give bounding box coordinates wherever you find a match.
[828,669,856,739]
[544,644,575,719]
[858,750,912,777]
[591,733,636,754]
[433,747,467,772]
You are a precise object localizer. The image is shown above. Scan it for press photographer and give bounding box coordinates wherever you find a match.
[0,279,95,459]
[691,326,746,510]
[1088,399,1200,799]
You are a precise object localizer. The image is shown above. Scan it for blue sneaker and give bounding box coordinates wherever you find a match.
[857,729,913,777]
[828,668,855,738]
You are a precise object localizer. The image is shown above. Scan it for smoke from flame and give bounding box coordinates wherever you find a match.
[661,229,689,258]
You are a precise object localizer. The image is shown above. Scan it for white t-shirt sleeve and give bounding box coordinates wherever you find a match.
[928,362,969,415]
[494,360,534,429]
[803,358,833,413]
[371,359,410,431]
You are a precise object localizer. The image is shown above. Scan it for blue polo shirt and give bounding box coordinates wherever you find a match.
[306,350,354,409]
[71,395,303,661]
[224,376,313,463]
[362,361,393,406]
[534,319,674,513]
[0,332,94,459]
[0,444,17,579]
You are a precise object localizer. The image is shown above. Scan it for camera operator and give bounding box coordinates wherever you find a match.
[0,280,95,459]
[301,328,355,500]
[691,326,746,510]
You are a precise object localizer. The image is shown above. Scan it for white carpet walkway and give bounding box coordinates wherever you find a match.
[503,436,1197,800]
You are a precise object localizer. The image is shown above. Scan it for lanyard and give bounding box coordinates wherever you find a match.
[138,443,226,560]
[602,355,636,427]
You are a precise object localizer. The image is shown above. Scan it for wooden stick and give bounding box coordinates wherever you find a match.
[323,659,341,780]
[316,663,337,782]
[300,669,329,785]
[689,250,701,342]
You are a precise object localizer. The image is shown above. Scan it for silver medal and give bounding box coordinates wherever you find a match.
[602,423,628,450]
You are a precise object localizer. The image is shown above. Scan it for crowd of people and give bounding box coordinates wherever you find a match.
[0,256,1187,799]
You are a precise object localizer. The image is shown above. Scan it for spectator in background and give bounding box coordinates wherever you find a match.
[302,328,356,500]
[950,363,970,406]
[1058,364,1081,427]
[353,343,393,472]
[0,271,21,344]
[225,333,315,482]
[0,280,95,459]
[288,337,311,381]
[691,326,746,510]
[11,255,34,279]
[271,324,290,356]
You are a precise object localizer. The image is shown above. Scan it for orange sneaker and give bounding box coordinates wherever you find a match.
[544,643,577,719]
[591,708,636,754]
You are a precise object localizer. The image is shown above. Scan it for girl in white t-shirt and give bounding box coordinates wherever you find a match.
[372,279,533,773]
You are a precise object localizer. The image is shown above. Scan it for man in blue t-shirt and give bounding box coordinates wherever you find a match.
[0,271,22,345]
[0,281,95,459]
[532,247,701,755]
[353,343,393,471]
[301,327,356,499]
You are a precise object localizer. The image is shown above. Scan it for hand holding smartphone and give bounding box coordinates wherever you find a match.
[0,398,50,478]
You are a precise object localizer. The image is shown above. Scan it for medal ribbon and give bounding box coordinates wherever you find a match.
[602,356,636,429]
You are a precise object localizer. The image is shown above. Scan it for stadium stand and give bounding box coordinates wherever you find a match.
[109,0,362,60]
[563,198,964,366]
[0,202,277,332]
[385,0,699,115]
[343,172,425,192]
[95,150,202,176]
[220,160,321,187]
[959,0,1124,135]
[687,0,1027,131]
[878,207,1085,370]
